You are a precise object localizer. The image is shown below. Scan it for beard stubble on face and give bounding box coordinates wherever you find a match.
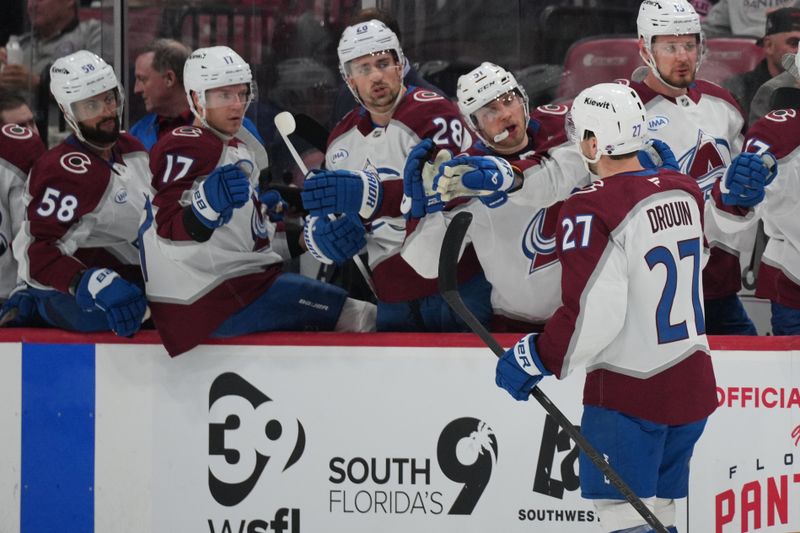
[80,116,121,145]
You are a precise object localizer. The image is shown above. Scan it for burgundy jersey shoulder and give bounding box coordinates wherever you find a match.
[149,126,225,183]
[115,131,147,155]
[744,109,800,159]
[0,124,45,175]
[562,169,704,229]
[529,103,571,151]
[328,107,364,147]
[28,141,111,216]
[392,87,462,137]
[693,80,742,111]
[625,79,662,106]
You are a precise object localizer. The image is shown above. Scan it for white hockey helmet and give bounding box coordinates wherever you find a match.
[183,46,254,122]
[50,50,123,141]
[638,0,706,77]
[337,19,405,79]
[566,83,647,164]
[457,62,530,144]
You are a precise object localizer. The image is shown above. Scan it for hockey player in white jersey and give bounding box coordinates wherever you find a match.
[0,123,44,325]
[300,19,491,332]
[401,62,678,331]
[139,46,375,356]
[12,51,150,337]
[495,83,717,533]
[400,62,588,330]
[633,0,757,335]
[710,53,800,334]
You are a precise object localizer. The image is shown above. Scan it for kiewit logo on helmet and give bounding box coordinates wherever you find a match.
[207,372,305,507]
[583,97,611,110]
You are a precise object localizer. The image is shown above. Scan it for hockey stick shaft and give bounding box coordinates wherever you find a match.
[273,112,378,299]
[438,211,668,533]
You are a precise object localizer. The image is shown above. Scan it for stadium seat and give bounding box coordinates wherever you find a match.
[556,36,643,100]
[164,5,273,65]
[699,37,765,85]
[538,5,638,66]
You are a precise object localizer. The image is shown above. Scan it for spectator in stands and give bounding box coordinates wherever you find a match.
[702,0,798,38]
[0,90,39,136]
[130,38,267,153]
[723,7,800,118]
[329,7,443,126]
[0,0,101,93]
[750,51,800,123]
[130,39,195,151]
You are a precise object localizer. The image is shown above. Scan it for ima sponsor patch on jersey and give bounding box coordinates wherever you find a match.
[647,115,669,131]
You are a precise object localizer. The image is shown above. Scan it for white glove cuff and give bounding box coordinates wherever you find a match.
[87,268,119,300]
[358,170,382,219]
[485,156,516,192]
[513,333,541,377]
[192,182,220,222]
[303,216,333,265]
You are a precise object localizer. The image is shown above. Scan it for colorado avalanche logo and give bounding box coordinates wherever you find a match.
[1,123,33,140]
[363,158,399,181]
[60,152,92,174]
[522,207,559,274]
[677,129,731,199]
[251,199,271,249]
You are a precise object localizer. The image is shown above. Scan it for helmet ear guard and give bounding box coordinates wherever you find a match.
[49,50,124,145]
[568,82,647,165]
[456,62,530,146]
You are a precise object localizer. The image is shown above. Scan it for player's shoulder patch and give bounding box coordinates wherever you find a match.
[410,89,446,103]
[1,123,34,140]
[170,126,203,138]
[0,124,45,174]
[29,143,109,200]
[747,109,800,159]
[150,126,222,178]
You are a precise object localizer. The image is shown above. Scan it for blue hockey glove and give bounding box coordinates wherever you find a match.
[191,163,251,228]
[434,155,515,208]
[75,268,148,337]
[0,284,37,326]
[259,189,288,222]
[722,152,777,207]
[401,138,446,219]
[496,333,552,401]
[303,214,367,265]
[638,138,679,171]
[301,168,383,219]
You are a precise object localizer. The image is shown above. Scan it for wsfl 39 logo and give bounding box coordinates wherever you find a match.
[206,373,304,532]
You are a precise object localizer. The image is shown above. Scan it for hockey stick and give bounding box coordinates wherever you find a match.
[274,112,378,299]
[438,211,669,533]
